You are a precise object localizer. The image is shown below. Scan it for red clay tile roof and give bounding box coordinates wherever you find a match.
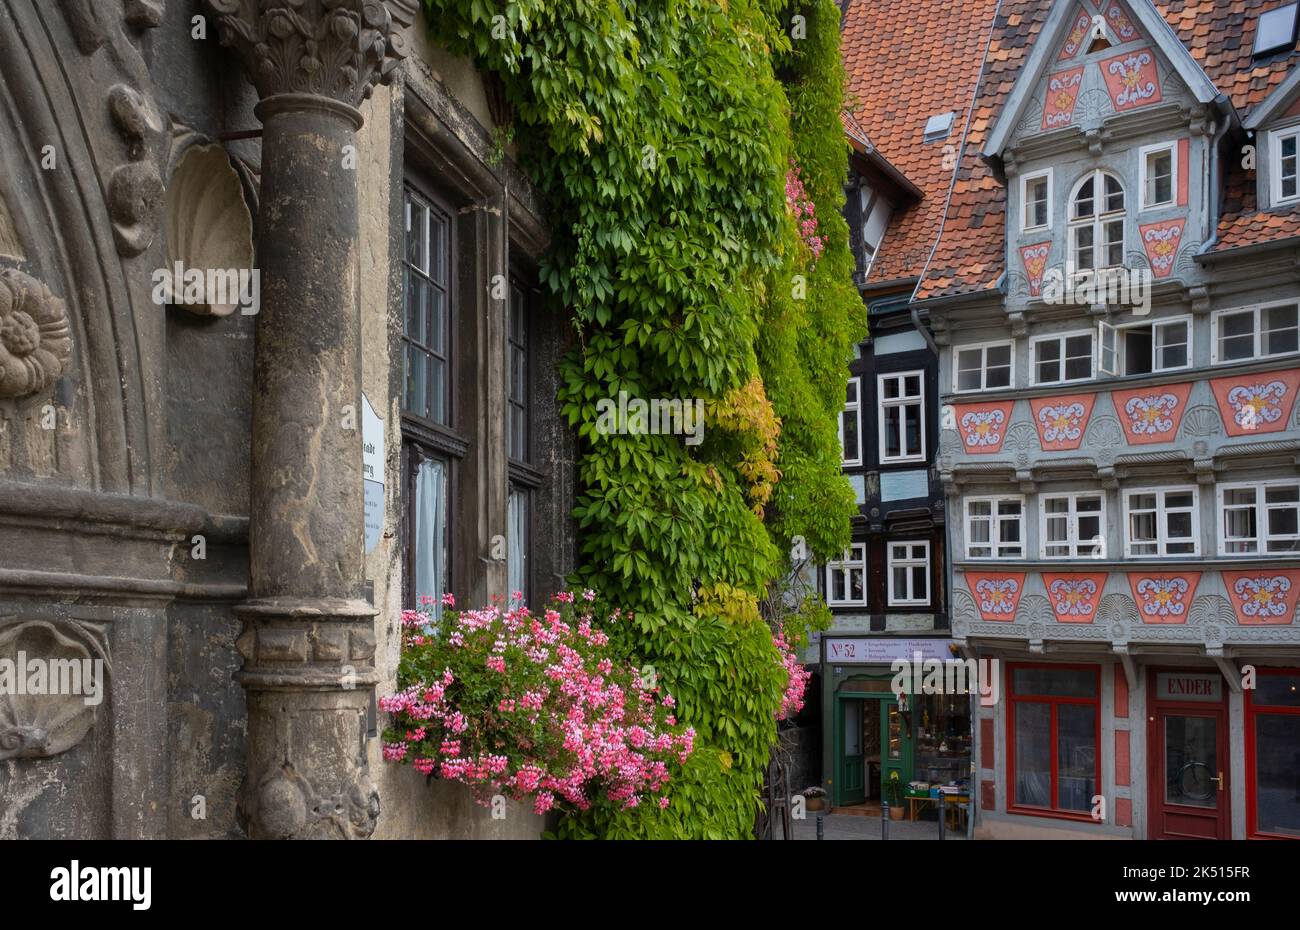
[910,0,1300,300]
[1212,155,1300,250]
[840,0,1003,285]
[1163,0,1296,113]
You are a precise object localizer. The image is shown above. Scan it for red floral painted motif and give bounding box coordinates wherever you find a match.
[1102,0,1139,42]
[1030,393,1096,451]
[954,401,1015,454]
[1126,572,1201,624]
[1110,382,1192,445]
[965,571,1026,621]
[1210,369,1300,438]
[1043,572,1108,623]
[1138,218,1185,278]
[1222,569,1300,625]
[1099,47,1161,111]
[1020,242,1052,295]
[1041,67,1084,130]
[1059,7,1092,60]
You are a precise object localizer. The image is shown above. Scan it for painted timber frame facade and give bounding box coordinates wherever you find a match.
[922,0,1300,839]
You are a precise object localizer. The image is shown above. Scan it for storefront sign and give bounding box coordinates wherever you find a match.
[362,393,384,554]
[824,637,953,665]
[1155,672,1221,702]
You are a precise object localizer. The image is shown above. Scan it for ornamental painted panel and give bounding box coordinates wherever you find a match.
[1041,67,1084,130]
[1101,0,1140,43]
[954,401,1015,454]
[1110,382,1192,445]
[1222,569,1300,625]
[1042,572,1108,623]
[1209,368,1300,438]
[965,571,1026,621]
[1020,242,1051,295]
[1099,47,1161,112]
[1138,218,1185,278]
[1059,6,1092,60]
[1030,393,1096,451]
[1127,571,1201,623]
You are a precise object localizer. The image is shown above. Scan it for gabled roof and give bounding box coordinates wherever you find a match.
[915,0,1300,302]
[839,0,1002,286]
[983,0,1223,159]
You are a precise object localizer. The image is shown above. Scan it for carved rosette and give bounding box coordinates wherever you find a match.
[206,0,416,108]
[0,270,72,398]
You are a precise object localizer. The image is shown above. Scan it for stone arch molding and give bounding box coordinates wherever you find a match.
[0,0,172,493]
[0,619,110,762]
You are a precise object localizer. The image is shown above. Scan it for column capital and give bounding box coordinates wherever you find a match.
[206,0,417,110]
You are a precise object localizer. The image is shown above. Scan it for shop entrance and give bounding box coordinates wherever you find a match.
[833,683,912,808]
[1147,669,1230,840]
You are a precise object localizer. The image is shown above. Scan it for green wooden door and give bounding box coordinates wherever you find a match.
[837,697,865,806]
[880,697,914,802]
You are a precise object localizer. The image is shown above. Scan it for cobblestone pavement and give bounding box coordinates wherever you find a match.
[773,809,970,840]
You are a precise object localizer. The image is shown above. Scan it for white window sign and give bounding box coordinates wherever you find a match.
[362,393,385,554]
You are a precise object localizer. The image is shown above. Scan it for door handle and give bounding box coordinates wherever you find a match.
[1211,771,1224,790]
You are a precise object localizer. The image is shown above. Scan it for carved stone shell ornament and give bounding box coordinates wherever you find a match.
[0,620,109,761]
[165,144,255,316]
[0,269,72,398]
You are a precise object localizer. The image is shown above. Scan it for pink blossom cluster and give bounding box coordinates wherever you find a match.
[785,163,827,261]
[381,593,694,816]
[773,626,811,721]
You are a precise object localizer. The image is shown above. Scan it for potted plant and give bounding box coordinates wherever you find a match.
[802,786,826,812]
[885,771,905,820]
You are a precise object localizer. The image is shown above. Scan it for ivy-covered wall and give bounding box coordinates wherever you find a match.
[419,0,864,838]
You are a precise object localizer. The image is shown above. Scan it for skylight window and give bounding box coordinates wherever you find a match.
[1253,3,1299,58]
[923,111,955,143]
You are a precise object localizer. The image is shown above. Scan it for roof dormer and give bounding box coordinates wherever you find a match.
[982,0,1222,167]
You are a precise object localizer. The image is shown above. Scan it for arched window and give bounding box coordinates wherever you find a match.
[1069,170,1125,273]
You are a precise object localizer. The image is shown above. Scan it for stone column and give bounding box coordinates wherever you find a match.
[205,0,415,839]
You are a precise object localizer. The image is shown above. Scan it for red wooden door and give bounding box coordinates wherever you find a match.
[1148,669,1230,840]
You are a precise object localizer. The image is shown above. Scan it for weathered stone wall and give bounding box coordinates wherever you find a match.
[0,1,569,839]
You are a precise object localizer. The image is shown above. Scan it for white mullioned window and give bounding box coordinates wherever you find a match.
[1138,141,1177,211]
[1270,126,1300,206]
[1124,486,1199,557]
[1041,492,1106,559]
[954,340,1014,393]
[965,496,1025,559]
[1218,479,1300,556]
[887,541,930,606]
[840,377,862,467]
[1032,330,1095,385]
[878,371,925,463]
[1069,170,1126,274]
[1211,303,1300,364]
[1021,169,1051,231]
[826,543,868,606]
